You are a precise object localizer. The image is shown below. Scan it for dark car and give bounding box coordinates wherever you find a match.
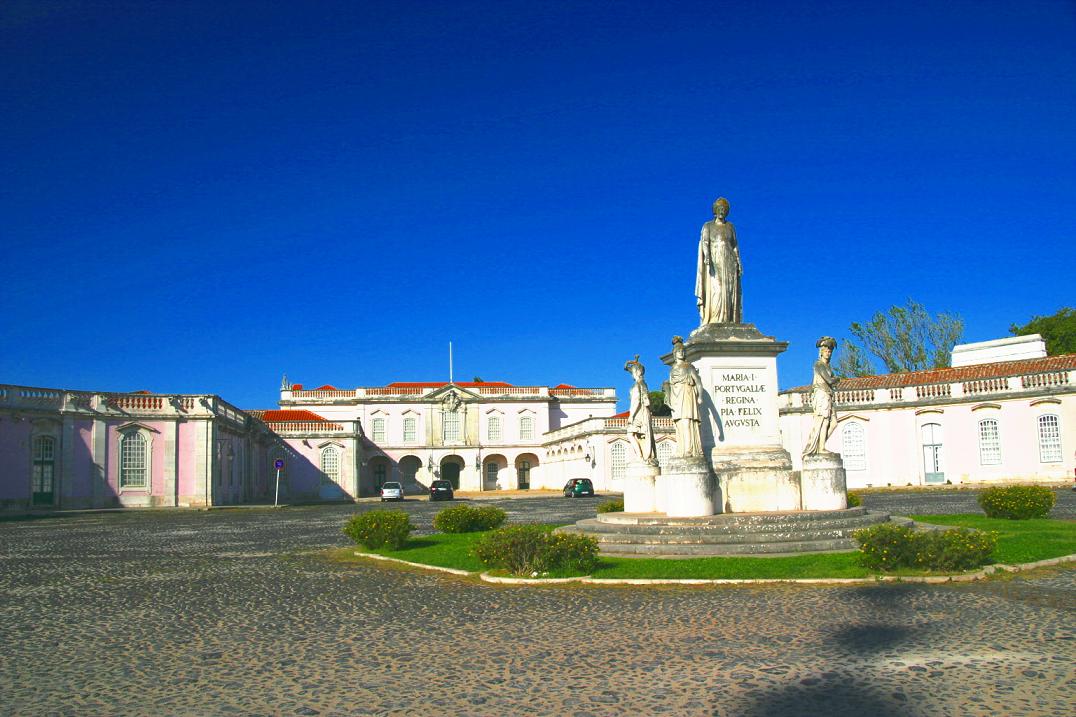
[563,478,594,498]
[429,479,455,501]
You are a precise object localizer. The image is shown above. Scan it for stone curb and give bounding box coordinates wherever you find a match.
[353,550,1076,586]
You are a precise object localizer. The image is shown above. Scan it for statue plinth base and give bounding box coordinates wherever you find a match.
[713,446,800,513]
[659,456,718,517]
[623,461,660,513]
[801,453,848,510]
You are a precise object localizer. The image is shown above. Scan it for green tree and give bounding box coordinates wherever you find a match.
[846,299,964,373]
[472,376,484,383]
[834,339,874,378]
[1009,307,1076,356]
[648,390,671,416]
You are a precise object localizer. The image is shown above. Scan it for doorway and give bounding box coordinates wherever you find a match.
[441,460,461,489]
[921,423,944,484]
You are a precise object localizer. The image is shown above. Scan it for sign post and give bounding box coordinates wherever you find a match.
[274,459,284,506]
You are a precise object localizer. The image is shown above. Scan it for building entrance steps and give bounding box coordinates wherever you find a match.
[558,507,892,556]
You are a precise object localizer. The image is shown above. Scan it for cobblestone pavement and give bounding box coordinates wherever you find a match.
[1,491,1073,716]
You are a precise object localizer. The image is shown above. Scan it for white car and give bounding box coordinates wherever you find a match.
[379,481,404,502]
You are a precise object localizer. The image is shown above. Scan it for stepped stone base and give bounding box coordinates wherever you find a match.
[558,507,891,557]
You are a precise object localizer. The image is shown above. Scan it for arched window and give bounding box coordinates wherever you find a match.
[1038,415,1062,463]
[485,461,499,486]
[32,436,55,505]
[487,415,502,442]
[443,411,461,442]
[320,446,340,484]
[610,442,627,481]
[978,418,1001,465]
[519,415,534,441]
[371,417,386,443]
[841,422,867,471]
[120,432,148,488]
[403,416,417,443]
[656,440,674,465]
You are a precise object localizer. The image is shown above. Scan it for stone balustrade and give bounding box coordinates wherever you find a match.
[288,385,615,400]
[780,367,1075,411]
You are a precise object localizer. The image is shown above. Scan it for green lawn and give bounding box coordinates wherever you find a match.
[910,514,1076,564]
[342,516,1076,580]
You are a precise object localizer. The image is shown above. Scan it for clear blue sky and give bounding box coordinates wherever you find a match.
[2,1,1074,409]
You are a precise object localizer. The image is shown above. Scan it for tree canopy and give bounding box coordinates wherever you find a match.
[836,299,964,377]
[648,390,671,416]
[1009,307,1076,356]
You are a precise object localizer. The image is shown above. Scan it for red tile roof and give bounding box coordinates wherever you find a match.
[385,381,514,388]
[611,410,630,418]
[785,353,1076,392]
[314,384,338,391]
[553,383,576,389]
[248,409,331,422]
[291,384,303,390]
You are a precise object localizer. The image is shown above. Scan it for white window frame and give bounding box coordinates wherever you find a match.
[487,415,502,442]
[443,410,461,443]
[519,415,535,441]
[403,416,417,443]
[32,435,56,500]
[485,461,499,486]
[320,446,341,485]
[371,417,386,443]
[1037,414,1062,463]
[610,441,627,481]
[656,440,674,466]
[119,428,151,490]
[841,422,868,472]
[977,418,1001,466]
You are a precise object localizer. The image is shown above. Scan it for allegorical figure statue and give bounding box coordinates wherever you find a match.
[663,336,704,458]
[803,336,840,456]
[695,197,743,325]
[624,355,658,466]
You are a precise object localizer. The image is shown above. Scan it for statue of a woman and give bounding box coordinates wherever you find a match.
[695,197,743,325]
[624,355,658,465]
[803,336,840,456]
[662,336,704,458]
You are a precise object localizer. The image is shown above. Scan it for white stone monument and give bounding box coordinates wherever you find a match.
[622,355,660,513]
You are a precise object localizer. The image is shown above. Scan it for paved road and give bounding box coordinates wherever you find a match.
[0,491,1073,716]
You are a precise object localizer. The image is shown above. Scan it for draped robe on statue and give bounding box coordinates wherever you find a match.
[665,362,703,458]
[696,220,742,325]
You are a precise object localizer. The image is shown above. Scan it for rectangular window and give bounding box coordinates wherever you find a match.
[321,448,340,484]
[610,442,627,480]
[841,422,868,472]
[487,415,501,442]
[519,416,534,441]
[978,419,1001,466]
[443,411,461,442]
[120,433,148,488]
[403,416,416,443]
[372,417,385,443]
[1038,415,1062,463]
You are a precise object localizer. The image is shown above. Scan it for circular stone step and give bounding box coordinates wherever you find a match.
[558,509,891,557]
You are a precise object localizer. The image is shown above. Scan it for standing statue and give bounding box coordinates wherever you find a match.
[803,336,840,456]
[663,336,704,458]
[695,197,743,325]
[624,355,658,466]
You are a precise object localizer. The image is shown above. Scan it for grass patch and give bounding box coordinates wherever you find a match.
[356,532,487,572]
[910,514,1076,564]
[334,516,1076,580]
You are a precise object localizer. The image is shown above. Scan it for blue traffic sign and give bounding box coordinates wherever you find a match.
[274,459,284,470]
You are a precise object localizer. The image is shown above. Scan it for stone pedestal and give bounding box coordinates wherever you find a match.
[800,453,848,510]
[662,456,717,517]
[664,323,798,514]
[623,461,659,513]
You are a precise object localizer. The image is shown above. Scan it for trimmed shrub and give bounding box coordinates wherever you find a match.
[433,504,507,533]
[596,498,624,513]
[846,491,862,508]
[343,510,414,550]
[473,525,600,576]
[978,485,1056,520]
[854,523,996,572]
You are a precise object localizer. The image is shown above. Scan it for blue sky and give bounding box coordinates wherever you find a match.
[2,1,1074,409]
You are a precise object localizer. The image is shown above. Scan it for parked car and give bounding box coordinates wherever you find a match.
[379,481,404,502]
[562,478,594,498]
[429,479,454,501]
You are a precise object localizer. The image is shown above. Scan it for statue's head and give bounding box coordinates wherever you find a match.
[672,335,686,360]
[712,197,730,219]
[624,354,644,378]
[816,336,836,360]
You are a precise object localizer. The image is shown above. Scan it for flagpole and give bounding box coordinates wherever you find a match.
[449,341,453,384]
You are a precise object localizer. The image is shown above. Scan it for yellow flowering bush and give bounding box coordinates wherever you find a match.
[978,486,1055,520]
[846,491,862,508]
[596,498,625,513]
[473,525,599,576]
[854,523,996,572]
[343,510,415,550]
